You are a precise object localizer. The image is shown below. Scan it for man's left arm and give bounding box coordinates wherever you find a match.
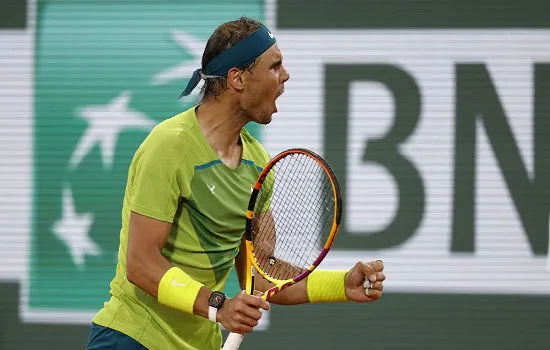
[234,235,386,305]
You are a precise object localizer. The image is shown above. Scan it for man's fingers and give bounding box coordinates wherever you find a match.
[371,281,383,291]
[360,260,384,283]
[240,306,263,322]
[370,259,384,272]
[257,297,270,311]
[359,262,377,282]
[234,321,254,334]
[242,293,270,311]
[232,294,266,326]
[350,260,385,302]
[366,288,382,300]
[363,280,383,292]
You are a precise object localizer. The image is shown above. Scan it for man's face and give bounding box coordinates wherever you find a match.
[241,43,290,125]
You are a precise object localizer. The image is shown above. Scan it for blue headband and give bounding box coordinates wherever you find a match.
[180,24,276,97]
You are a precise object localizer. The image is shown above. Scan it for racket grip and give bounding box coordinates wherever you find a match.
[222,332,245,350]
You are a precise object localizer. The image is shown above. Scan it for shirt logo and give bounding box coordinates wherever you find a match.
[208,183,216,194]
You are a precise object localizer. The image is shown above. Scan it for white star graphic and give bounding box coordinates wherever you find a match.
[152,30,206,101]
[69,91,156,170]
[52,186,100,268]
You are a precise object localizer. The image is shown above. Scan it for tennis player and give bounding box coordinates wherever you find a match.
[86,16,385,350]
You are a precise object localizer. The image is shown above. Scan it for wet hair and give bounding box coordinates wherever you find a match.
[200,16,263,99]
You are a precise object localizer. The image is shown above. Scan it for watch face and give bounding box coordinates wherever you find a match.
[210,292,225,308]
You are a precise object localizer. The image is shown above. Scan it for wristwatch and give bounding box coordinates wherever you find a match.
[208,291,226,322]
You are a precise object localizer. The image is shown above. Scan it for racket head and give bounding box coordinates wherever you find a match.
[244,148,342,295]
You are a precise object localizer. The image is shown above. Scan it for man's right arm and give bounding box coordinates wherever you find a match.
[125,211,269,334]
[126,211,212,318]
[126,211,172,298]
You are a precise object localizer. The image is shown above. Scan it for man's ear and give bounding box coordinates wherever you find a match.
[227,67,245,92]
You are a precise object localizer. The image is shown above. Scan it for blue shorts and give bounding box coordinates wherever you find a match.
[86,322,147,350]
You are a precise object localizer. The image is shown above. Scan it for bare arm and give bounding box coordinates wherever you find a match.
[235,228,386,306]
[125,211,212,318]
[126,211,269,333]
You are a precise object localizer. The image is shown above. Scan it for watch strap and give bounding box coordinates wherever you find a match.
[208,305,218,322]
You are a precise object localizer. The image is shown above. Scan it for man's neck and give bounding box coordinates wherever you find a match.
[195,97,248,157]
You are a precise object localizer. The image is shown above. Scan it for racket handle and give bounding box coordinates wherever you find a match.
[222,332,245,350]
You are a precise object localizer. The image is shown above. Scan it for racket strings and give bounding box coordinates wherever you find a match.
[252,153,336,281]
[270,175,333,268]
[268,156,334,277]
[281,181,334,275]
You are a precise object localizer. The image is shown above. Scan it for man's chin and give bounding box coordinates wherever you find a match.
[250,107,275,125]
[257,116,273,125]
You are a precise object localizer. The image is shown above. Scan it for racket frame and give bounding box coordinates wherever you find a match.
[223,148,342,350]
[244,148,342,301]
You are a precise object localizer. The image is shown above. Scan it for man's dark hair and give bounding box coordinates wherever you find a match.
[200,16,263,99]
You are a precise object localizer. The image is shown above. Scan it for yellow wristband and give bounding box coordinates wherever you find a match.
[306,269,349,303]
[158,267,204,314]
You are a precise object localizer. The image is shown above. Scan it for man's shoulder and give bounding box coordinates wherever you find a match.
[140,108,196,153]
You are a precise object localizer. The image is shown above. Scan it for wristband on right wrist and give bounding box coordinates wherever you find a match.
[157,267,204,315]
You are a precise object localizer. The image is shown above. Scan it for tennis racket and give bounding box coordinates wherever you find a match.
[222,148,343,350]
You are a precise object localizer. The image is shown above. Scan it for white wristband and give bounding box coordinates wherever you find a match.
[208,305,218,322]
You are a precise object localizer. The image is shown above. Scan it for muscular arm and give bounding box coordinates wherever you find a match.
[125,211,213,318]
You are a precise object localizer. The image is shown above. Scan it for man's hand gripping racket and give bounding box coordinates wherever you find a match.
[222,148,372,349]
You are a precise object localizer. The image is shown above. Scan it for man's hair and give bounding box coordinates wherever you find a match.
[200,17,263,99]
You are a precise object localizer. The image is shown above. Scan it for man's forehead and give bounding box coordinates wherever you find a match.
[259,44,282,62]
